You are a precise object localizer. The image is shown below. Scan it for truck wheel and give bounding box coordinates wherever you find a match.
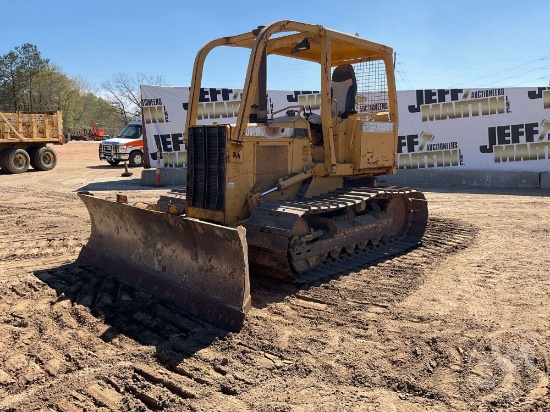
[3,148,30,174]
[0,149,6,170]
[28,147,39,169]
[31,147,57,171]
[107,159,120,165]
[129,151,144,167]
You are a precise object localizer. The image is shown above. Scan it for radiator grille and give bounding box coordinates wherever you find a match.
[99,143,113,155]
[187,125,227,211]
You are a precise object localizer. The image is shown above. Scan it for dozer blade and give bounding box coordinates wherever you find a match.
[77,193,251,332]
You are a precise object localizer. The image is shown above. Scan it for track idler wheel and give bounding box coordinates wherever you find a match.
[384,196,409,237]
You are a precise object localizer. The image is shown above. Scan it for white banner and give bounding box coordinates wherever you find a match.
[140,85,321,168]
[140,85,550,172]
[141,85,188,168]
[398,87,550,172]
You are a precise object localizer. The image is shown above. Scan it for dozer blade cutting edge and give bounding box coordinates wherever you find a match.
[77,193,251,332]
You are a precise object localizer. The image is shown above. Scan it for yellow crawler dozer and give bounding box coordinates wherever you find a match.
[78,20,428,331]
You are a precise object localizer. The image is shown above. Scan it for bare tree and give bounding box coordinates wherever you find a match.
[101,73,166,123]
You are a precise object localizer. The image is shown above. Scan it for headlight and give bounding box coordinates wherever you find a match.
[116,145,127,153]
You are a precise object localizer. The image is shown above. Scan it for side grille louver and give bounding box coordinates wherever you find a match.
[187,125,226,211]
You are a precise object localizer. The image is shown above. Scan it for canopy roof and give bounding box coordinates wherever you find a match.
[218,20,393,66]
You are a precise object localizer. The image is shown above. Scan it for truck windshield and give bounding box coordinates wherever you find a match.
[117,124,142,139]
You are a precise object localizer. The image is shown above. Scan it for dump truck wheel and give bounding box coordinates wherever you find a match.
[107,159,120,165]
[129,151,144,167]
[27,147,38,168]
[3,148,30,174]
[28,147,43,169]
[0,149,6,170]
[31,147,57,171]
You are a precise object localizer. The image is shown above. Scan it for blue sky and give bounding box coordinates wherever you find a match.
[4,1,549,91]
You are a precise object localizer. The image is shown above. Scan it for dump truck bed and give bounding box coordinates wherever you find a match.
[0,110,64,145]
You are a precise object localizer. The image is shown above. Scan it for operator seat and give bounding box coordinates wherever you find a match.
[331,64,357,117]
[307,64,357,144]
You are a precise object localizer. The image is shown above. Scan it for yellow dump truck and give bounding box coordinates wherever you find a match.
[0,110,64,174]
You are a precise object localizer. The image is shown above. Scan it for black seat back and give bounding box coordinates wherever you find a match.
[331,64,357,117]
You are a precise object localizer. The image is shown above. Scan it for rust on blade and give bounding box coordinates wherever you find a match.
[78,193,251,332]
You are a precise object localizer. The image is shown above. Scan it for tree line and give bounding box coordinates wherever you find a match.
[0,43,165,136]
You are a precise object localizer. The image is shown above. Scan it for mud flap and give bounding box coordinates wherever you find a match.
[77,193,251,332]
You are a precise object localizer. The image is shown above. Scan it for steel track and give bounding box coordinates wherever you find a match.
[246,186,428,283]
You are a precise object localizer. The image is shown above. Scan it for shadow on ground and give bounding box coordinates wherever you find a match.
[86,165,149,170]
[34,262,227,370]
[77,179,164,192]
[412,184,550,197]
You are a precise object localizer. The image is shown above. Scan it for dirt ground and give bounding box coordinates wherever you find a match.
[0,141,549,411]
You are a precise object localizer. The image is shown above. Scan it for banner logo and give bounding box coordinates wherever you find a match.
[527,87,550,109]
[480,120,550,162]
[182,88,241,120]
[408,88,509,122]
[142,98,169,124]
[286,91,320,110]
[150,133,186,167]
[397,131,463,169]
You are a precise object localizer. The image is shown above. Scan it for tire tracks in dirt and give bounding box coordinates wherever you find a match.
[0,217,486,411]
